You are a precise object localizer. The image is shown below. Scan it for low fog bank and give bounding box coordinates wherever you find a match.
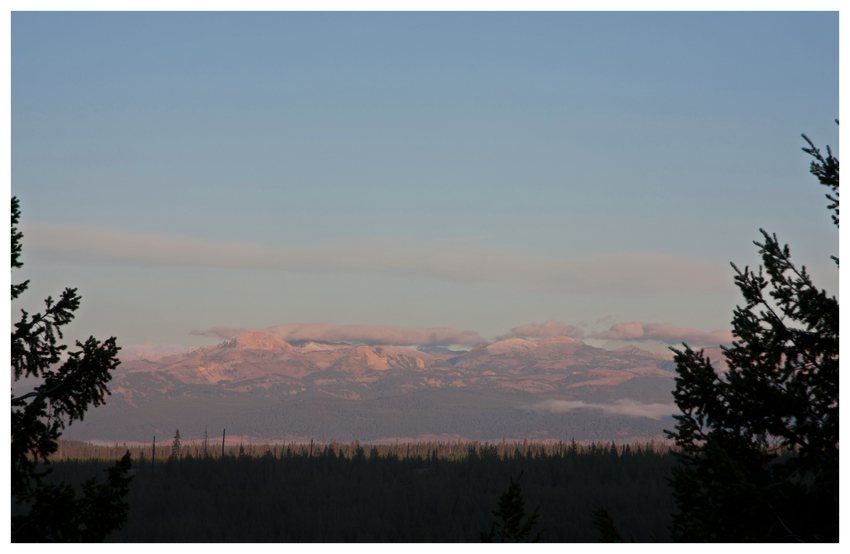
[525,399,680,420]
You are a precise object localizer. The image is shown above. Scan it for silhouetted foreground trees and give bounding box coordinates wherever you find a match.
[591,506,633,542]
[23,440,677,542]
[11,197,133,542]
[480,470,543,542]
[666,127,839,542]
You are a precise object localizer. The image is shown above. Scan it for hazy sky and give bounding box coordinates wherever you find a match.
[10,11,839,350]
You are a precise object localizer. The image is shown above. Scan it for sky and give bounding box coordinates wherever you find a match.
[9,10,840,352]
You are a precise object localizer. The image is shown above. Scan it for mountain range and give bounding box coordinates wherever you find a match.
[55,331,728,444]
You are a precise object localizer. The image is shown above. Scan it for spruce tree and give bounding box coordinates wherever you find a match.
[11,197,134,541]
[480,470,543,542]
[591,506,632,542]
[171,429,182,459]
[665,126,839,542]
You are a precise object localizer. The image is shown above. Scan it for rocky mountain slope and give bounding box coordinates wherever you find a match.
[54,331,721,444]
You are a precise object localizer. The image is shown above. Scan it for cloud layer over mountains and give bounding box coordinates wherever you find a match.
[502,320,584,340]
[187,320,732,348]
[22,222,731,296]
[191,323,486,346]
[500,319,732,347]
[588,321,734,346]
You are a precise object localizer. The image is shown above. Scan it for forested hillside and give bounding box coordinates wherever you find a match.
[29,441,677,542]
[66,388,673,446]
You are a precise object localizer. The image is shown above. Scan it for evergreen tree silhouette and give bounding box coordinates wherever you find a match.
[666,124,839,542]
[11,197,133,542]
[171,429,182,460]
[480,470,543,542]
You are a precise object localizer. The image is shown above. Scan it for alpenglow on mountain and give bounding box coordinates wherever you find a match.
[54,331,726,444]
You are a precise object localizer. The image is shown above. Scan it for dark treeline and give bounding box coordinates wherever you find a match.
[35,440,677,542]
[52,437,673,462]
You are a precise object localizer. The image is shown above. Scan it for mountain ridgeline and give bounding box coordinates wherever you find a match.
[55,331,725,444]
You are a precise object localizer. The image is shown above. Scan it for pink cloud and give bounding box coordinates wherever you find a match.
[189,326,262,339]
[590,322,733,347]
[191,323,485,346]
[502,320,585,340]
[118,343,190,362]
[268,324,485,346]
[527,399,679,420]
[21,222,733,296]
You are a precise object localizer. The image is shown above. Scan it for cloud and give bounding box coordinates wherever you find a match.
[590,321,733,347]
[118,343,190,362]
[526,399,679,420]
[21,222,732,296]
[190,320,733,349]
[501,320,585,340]
[191,323,486,346]
[189,327,262,339]
[498,319,731,348]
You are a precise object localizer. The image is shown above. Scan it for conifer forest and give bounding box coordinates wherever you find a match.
[19,439,677,542]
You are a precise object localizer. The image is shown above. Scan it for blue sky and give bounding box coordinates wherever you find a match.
[10,11,839,350]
